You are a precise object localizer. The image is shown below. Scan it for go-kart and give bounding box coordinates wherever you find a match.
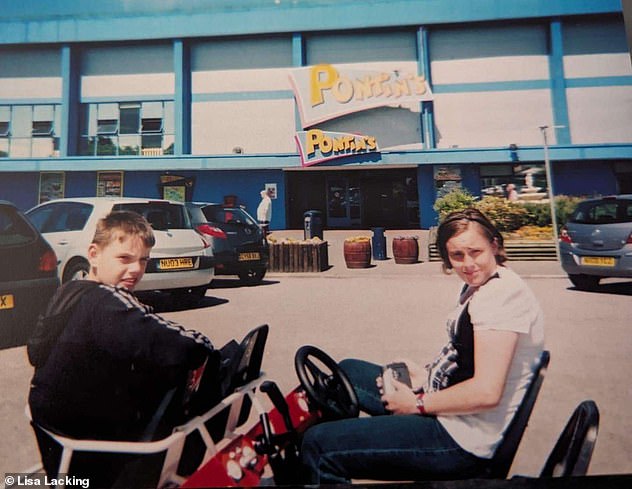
[27,325,605,488]
[27,325,358,488]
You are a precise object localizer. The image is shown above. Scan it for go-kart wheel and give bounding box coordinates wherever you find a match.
[294,345,359,420]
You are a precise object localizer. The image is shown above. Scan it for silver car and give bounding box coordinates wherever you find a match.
[26,197,214,300]
[559,195,632,290]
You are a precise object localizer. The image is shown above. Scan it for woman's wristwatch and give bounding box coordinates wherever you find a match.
[415,393,427,415]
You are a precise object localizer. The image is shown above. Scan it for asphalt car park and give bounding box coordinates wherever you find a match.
[26,197,214,301]
[2,254,631,483]
[0,201,59,349]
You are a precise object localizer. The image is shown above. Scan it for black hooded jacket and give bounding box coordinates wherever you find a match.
[28,281,215,441]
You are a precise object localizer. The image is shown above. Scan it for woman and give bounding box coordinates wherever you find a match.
[301,208,545,483]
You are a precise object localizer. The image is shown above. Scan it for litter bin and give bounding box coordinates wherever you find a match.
[304,210,323,240]
[372,227,387,260]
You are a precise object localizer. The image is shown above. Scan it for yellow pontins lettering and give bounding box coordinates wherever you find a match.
[309,64,427,108]
[306,129,378,157]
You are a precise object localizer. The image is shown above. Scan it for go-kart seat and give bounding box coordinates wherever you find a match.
[178,324,269,476]
[28,328,271,488]
[481,349,551,478]
[29,350,222,488]
[538,400,599,477]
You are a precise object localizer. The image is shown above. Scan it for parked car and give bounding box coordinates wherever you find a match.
[26,197,214,300]
[559,195,632,290]
[0,201,59,348]
[186,202,268,284]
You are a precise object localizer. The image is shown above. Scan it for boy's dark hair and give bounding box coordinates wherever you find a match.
[436,208,507,272]
[92,210,155,248]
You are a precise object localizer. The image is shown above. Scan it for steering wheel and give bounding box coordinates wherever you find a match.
[294,345,359,420]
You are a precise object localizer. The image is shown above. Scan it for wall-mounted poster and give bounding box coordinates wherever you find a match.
[434,166,462,199]
[265,183,277,200]
[159,174,195,202]
[38,172,65,203]
[163,185,186,202]
[97,171,123,197]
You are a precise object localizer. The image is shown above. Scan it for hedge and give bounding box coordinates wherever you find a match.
[433,188,585,233]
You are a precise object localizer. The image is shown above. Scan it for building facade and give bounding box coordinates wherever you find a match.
[1,0,631,229]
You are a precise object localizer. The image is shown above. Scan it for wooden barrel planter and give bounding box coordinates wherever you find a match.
[392,236,419,264]
[343,237,372,269]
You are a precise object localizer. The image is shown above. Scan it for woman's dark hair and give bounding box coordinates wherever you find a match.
[436,208,507,272]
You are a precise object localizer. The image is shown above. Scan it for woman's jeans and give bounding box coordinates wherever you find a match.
[300,359,487,484]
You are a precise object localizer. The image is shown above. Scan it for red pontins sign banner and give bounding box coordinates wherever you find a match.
[296,129,379,167]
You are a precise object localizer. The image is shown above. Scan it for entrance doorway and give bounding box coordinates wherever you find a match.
[617,173,632,194]
[285,167,420,229]
[326,177,361,228]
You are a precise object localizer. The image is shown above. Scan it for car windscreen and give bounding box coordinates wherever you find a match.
[570,200,632,224]
[114,202,190,230]
[202,206,258,227]
[0,206,37,246]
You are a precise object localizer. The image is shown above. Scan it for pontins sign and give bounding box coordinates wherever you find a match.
[289,64,433,127]
[296,129,378,167]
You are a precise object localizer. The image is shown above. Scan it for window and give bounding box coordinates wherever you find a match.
[0,206,36,246]
[32,105,55,136]
[0,106,10,137]
[32,121,54,136]
[0,104,60,157]
[119,103,140,134]
[79,101,172,156]
[114,202,189,229]
[571,200,632,224]
[142,118,162,133]
[27,202,93,234]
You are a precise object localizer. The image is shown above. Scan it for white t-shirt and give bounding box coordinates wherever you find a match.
[426,266,545,459]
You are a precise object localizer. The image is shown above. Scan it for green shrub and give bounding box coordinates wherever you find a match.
[520,196,584,229]
[433,188,477,221]
[555,195,584,227]
[433,189,585,234]
[475,196,529,232]
[521,202,551,227]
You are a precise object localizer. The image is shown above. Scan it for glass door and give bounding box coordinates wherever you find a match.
[326,177,361,228]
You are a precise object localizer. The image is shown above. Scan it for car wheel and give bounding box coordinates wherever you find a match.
[238,267,266,285]
[63,259,90,283]
[568,274,601,291]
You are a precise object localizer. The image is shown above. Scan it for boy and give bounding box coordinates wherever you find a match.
[28,211,217,482]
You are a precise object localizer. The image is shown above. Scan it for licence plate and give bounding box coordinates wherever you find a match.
[158,257,195,270]
[0,294,14,310]
[581,256,615,267]
[238,252,260,262]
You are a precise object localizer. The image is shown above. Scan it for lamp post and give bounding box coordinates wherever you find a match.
[538,125,562,261]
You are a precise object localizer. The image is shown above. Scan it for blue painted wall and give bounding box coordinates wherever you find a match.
[103,169,286,229]
[552,161,618,197]
[0,173,40,211]
[1,168,286,228]
[417,165,436,228]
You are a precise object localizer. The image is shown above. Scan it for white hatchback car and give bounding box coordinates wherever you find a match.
[26,197,214,300]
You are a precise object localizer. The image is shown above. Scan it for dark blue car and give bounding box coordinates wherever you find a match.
[0,201,59,348]
[187,202,269,284]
